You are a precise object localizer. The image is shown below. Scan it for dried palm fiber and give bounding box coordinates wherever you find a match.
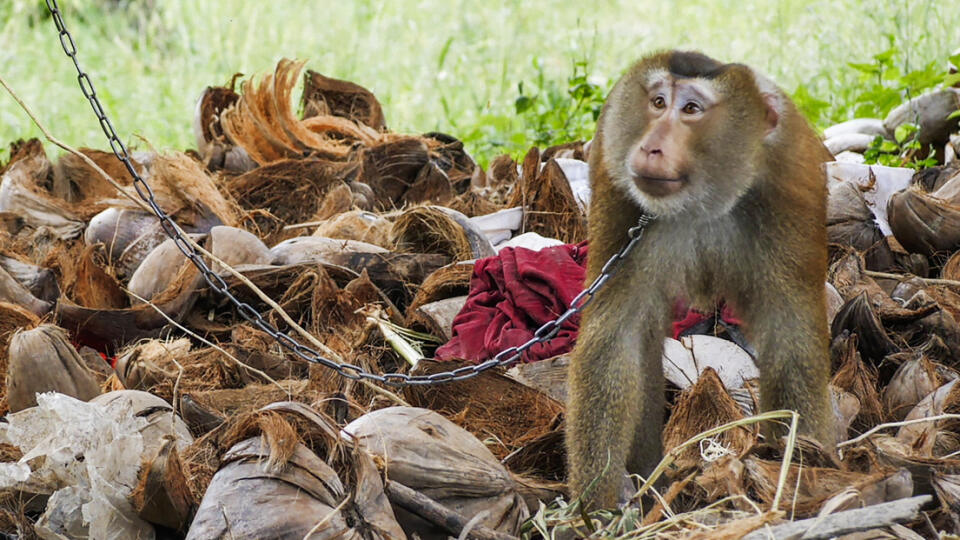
[313,209,392,247]
[447,188,503,217]
[51,242,128,310]
[662,368,755,474]
[6,325,101,412]
[225,157,360,227]
[0,302,40,415]
[506,147,586,243]
[360,137,431,206]
[405,262,474,317]
[882,352,940,421]
[219,59,383,165]
[831,333,884,430]
[51,147,141,206]
[743,457,899,516]
[301,68,386,130]
[391,205,495,260]
[897,379,960,457]
[192,83,256,173]
[405,359,564,459]
[422,131,479,192]
[141,152,239,227]
[0,139,83,239]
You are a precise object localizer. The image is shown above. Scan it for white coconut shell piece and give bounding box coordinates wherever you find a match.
[824,133,878,155]
[270,235,387,266]
[825,161,914,236]
[207,225,272,271]
[0,155,83,240]
[84,207,168,277]
[834,151,866,164]
[6,325,101,412]
[342,407,529,537]
[662,335,759,391]
[823,118,887,139]
[468,206,524,246]
[883,88,960,147]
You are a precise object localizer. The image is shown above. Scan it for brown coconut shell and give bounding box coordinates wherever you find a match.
[0,142,83,240]
[313,209,392,247]
[5,325,102,412]
[888,170,960,258]
[360,137,432,206]
[830,292,900,361]
[827,180,885,251]
[662,367,755,474]
[897,379,960,457]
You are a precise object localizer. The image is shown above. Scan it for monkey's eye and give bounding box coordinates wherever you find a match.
[651,96,667,109]
[681,101,702,114]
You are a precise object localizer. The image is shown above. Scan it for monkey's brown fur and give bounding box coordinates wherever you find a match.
[566,50,835,509]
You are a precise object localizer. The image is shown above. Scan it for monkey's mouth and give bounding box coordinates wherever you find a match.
[635,174,688,197]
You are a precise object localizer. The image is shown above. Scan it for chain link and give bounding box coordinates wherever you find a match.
[44,0,655,385]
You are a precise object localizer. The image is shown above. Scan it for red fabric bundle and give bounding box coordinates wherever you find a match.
[435,242,588,363]
[435,242,741,364]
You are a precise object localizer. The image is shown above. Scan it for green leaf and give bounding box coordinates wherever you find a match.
[947,110,960,121]
[894,123,918,144]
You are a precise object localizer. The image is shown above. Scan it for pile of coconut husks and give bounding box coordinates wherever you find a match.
[0,58,958,539]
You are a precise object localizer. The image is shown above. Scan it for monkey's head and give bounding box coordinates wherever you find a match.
[597,50,784,218]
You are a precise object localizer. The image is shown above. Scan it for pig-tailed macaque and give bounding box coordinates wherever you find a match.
[566,50,835,509]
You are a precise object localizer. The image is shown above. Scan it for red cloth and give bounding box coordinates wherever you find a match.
[435,242,741,364]
[435,242,588,363]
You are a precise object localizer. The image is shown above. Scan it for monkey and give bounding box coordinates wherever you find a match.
[566,50,836,509]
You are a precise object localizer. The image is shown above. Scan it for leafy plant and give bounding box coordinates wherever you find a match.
[863,122,937,169]
[513,58,609,149]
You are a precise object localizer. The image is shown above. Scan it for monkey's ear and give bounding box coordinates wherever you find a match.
[761,93,780,136]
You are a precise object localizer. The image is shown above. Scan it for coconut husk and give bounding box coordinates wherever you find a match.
[897,379,960,457]
[831,292,901,361]
[884,88,960,147]
[883,353,940,421]
[206,225,272,271]
[310,182,356,221]
[84,207,168,278]
[0,302,40,415]
[192,83,256,173]
[5,324,102,412]
[405,262,474,317]
[542,140,586,162]
[226,157,360,231]
[0,258,52,316]
[400,160,456,206]
[54,243,129,310]
[301,69,386,130]
[181,380,315,425]
[130,437,194,531]
[391,205,495,261]
[422,132,478,193]
[57,259,202,352]
[406,296,466,342]
[506,148,587,243]
[360,137,432,206]
[828,250,933,322]
[888,168,960,258]
[114,337,193,392]
[827,180,885,251]
[314,209,393,247]
[0,141,83,239]
[51,147,140,206]
[662,368,755,474]
[404,359,564,459]
[145,152,239,227]
[743,457,899,517]
[447,188,503,217]
[343,406,529,537]
[831,334,884,430]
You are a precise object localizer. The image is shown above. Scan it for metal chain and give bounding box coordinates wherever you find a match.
[44,0,655,385]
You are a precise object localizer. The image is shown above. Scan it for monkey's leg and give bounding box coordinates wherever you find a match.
[737,277,835,447]
[567,288,669,509]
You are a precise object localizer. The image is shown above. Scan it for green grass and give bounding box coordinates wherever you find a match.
[1,0,958,166]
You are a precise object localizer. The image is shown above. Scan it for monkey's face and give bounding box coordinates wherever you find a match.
[598,55,775,218]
